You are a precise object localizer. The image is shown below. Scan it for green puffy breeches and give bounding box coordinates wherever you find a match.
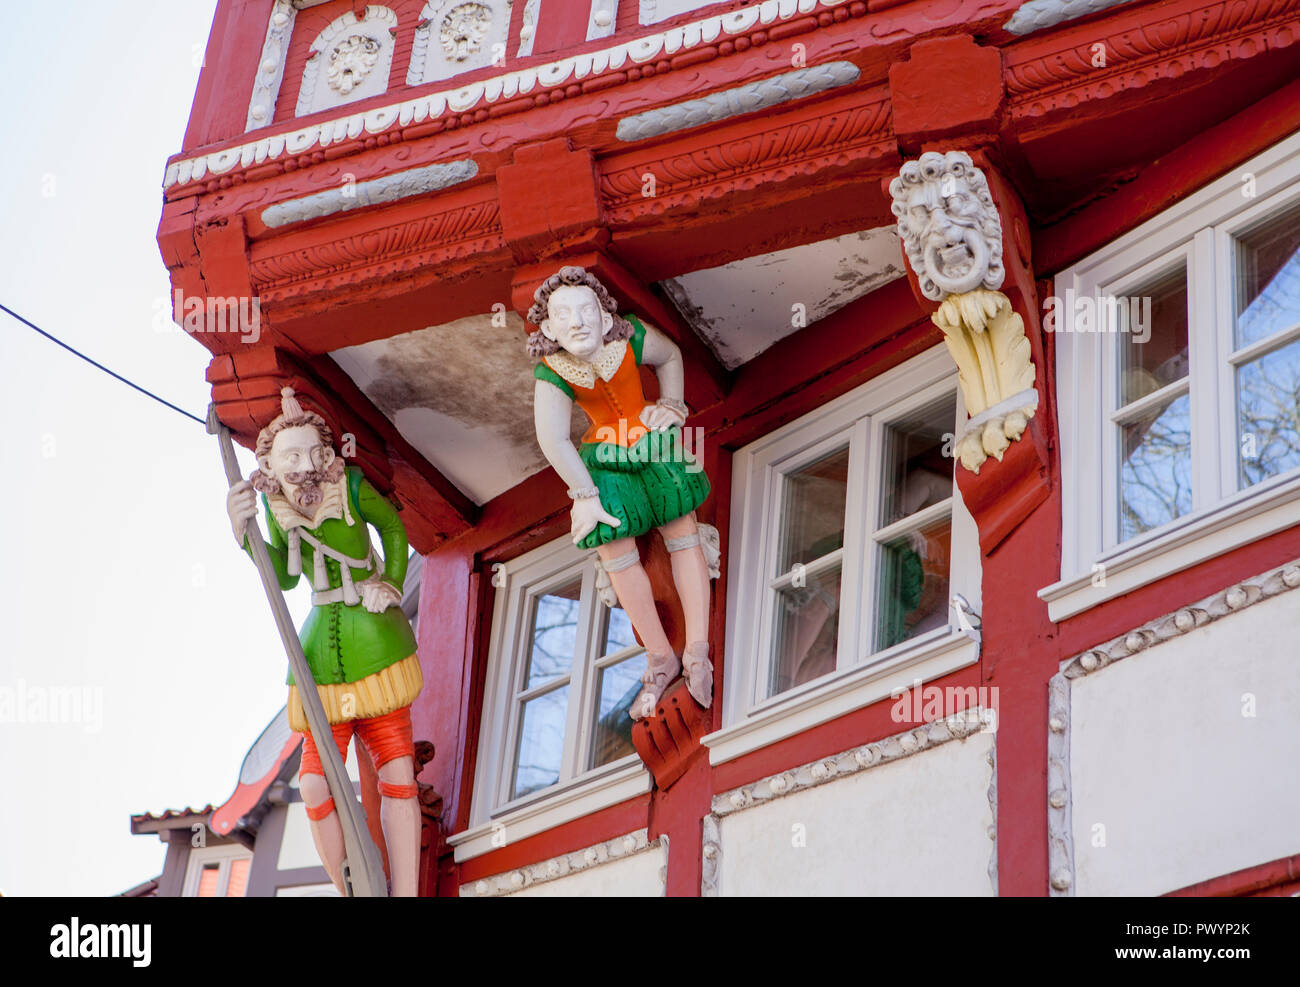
[576,427,711,550]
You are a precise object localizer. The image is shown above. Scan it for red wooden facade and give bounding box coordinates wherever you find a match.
[162,0,1300,896]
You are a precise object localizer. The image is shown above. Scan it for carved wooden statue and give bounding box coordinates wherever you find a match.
[527,266,715,719]
[226,388,423,895]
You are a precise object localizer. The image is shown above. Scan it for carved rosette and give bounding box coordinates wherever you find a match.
[890,152,1039,474]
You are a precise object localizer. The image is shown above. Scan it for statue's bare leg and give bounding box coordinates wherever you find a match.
[376,753,420,897]
[659,512,714,707]
[596,536,673,654]
[299,771,346,894]
[596,536,677,717]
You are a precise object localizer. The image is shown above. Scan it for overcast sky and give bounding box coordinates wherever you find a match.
[0,1,318,896]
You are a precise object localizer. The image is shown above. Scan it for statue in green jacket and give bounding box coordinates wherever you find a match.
[226,387,423,896]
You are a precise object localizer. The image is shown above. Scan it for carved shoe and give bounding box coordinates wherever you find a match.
[629,650,681,721]
[680,641,714,709]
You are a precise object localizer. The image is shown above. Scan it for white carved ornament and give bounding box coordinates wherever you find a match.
[890,152,1039,473]
[327,35,382,94]
[889,151,1004,302]
[297,6,398,117]
[408,0,513,86]
[245,0,296,131]
[441,3,493,61]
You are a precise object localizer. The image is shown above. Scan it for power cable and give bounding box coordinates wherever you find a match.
[0,301,205,426]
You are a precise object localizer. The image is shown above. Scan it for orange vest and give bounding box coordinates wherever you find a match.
[544,343,649,447]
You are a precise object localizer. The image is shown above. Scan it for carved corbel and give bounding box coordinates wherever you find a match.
[889,151,1039,474]
[932,290,1038,473]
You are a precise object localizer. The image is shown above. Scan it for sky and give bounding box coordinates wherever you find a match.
[0,1,316,896]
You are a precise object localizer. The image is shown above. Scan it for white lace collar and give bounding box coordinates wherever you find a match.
[266,476,353,531]
[544,339,628,390]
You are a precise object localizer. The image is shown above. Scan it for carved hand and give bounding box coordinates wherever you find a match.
[227,480,258,544]
[640,402,685,432]
[359,580,402,614]
[570,496,621,545]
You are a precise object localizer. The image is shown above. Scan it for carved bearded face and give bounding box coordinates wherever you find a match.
[262,424,340,514]
[327,35,381,95]
[889,151,1004,301]
[540,285,613,362]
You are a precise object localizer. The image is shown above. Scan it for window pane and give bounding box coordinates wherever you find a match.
[1234,200,1300,349]
[769,564,840,698]
[880,395,956,527]
[512,685,569,799]
[777,446,849,573]
[1238,337,1300,489]
[602,604,637,655]
[874,517,951,653]
[524,581,581,689]
[1119,392,1192,540]
[1119,267,1189,406]
[589,651,647,769]
[226,857,250,897]
[197,863,220,898]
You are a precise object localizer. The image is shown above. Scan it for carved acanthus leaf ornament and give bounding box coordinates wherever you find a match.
[890,152,1039,473]
[932,290,1038,473]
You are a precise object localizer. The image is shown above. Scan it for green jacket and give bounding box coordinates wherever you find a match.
[243,467,417,688]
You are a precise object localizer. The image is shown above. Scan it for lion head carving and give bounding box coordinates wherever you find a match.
[889,151,1004,301]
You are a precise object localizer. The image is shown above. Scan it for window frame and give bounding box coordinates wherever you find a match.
[472,536,648,831]
[1046,130,1300,620]
[723,344,982,729]
[181,844,253,898]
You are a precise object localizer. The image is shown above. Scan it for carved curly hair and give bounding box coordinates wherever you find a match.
[525,265,634,358]
[250,393,340,495]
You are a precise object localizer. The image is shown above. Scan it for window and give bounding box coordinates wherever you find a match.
[724,346,981,727]
[1046,132,1300,619]
[182,845,253,897]
[475,539,648,821]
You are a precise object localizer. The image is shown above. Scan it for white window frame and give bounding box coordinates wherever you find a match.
[707,345,982,764]
[1043,129,1300,621]
[182,844,253,897]
[457,537,651,858]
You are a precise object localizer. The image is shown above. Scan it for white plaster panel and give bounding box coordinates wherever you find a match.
[499,845,665,896]
[297,6,398,117]
[661,227,905,369]
[640,0,725,25]
[332,312,586,505]
[1070,588,1300,896]
[717,732,995,895]
[408,0,515,85]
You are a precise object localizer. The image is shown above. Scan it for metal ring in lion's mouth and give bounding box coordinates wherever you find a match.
[924,228,989,297]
